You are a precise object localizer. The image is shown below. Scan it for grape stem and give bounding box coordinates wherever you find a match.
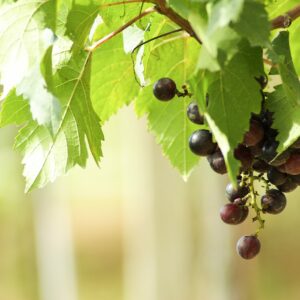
[271,4,300,29]
[89,1,300,52]
[86,7,156,52]
[249,172,265,236]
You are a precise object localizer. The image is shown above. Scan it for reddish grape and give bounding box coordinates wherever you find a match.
[261,189,286,214]
[220,203,248,225]
[243,119,264,147]
[278,153,300,175]
[237,235,261,259]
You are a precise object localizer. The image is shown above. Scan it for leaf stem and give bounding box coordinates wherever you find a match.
[86,7,156,52]
[271,4,300,29]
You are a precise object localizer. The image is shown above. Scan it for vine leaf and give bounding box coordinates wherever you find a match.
[192,41,264,183]
[0,89,31,127]
[14,50,103,192]
[0,0,55,95]
[267,86,300,154]
[268,31,300,106]
[90,25,142,122]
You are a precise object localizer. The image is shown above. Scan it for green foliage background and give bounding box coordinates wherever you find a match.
[0,0,299,191]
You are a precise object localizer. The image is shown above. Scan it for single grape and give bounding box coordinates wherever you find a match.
[189,130,217,156]
[261,139,278,162]
[252,159,271,173]
[220,203,248,225]
[207,149,227,174]
[249,141,264,158]
[277,153,300,175]
[261,189,286,214]
[269,150,290,167]
[267,167,287,186]
[186,102,204,125]
[277,178,298,193]
[243,119,264,147]
[234,144,253,170]
[225,181,250,202]
[291,174,300,185]
[236,235,261,260]
[153,78,177,101]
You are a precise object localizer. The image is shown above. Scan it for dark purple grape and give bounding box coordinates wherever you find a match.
[261,189,286,214]
[220,203,248,225]
[261,140,278,162]
[278,153,300,175]
[225,181,250,202]
[186,102,204,125]
[243,119,264,147]
[291,174,300,185]
[249,141,264,158]
[269,150,290,167]
[153,78,177,101]
[189,130,217,156]
[234,144,253,170]
[252,159,271,173]
[236,235,261,259]
[267,168,287,186]
[255,74,268,89]
[277,178,298,193]
[207,149,227,174]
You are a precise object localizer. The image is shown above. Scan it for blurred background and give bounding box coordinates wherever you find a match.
[0,105,300,300]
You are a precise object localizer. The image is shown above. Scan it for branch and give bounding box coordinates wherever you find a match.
[154,0,201,44]
[271,4,300,29]
[100,0,147,8]
[86,7,156,52]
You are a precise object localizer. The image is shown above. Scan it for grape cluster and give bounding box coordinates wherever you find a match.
[153,77,300,260]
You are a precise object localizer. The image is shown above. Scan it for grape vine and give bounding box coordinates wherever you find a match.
[0,0,300,260]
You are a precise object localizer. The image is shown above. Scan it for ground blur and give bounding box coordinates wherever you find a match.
[0,106,299,300]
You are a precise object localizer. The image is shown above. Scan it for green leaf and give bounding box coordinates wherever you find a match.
[0,0,55,95]
[90,29,140,122]
[135,17,201,177]
[0,89,31,127]
[267,85,300,153]
[15,50,103,192]
[268,31,300,106]
[231,0,270,47]
[193,42,264,182]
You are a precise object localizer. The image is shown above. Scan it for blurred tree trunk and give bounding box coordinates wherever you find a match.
[120,107,232,300]
[32,187,78,300]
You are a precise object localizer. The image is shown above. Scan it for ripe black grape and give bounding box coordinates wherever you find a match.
[153,78,177,101]
[225,181,250,202]
[189,130,217,156]
[243,119,264,147]
[278,153,300,175]
[207,149,227,174]
[252,159,271,173]
[277,178,298,193]
[234,144,253,170]
[261,140,278,162]
[261,189,286,214]
[186,102,204,125]
[267,168,287,186]
[236,235,261,259]
[220,203,248,225]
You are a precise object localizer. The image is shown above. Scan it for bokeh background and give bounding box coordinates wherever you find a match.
[0,105,300,300]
